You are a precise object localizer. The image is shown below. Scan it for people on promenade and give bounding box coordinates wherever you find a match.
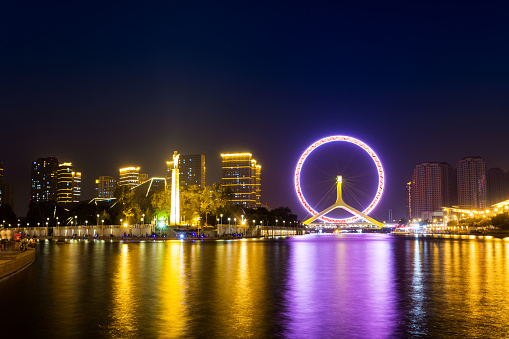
[0,228,5,251]
[6,228,12,241]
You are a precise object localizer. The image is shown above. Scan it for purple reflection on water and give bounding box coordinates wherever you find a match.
[283,234,398,337]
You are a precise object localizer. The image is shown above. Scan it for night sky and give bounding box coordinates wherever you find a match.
[2,2,509,221]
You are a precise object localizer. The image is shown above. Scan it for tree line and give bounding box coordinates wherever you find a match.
[4,183,300,228]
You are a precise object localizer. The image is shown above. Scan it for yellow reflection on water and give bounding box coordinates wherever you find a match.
[427,237,509,337]
[157,241,188,337]
[214,240,265,337]
[110,243,139,338]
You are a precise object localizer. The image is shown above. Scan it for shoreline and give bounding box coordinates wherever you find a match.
[0,249,36,280]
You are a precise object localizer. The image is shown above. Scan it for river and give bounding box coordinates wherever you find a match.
[1,234,509,338]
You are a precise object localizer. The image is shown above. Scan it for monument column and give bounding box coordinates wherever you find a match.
[170,151,180,225]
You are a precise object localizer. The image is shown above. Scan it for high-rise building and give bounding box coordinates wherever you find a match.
[487,168,509,205]
[57,162,81,203]
[31,157,59,202]
[119,167,140,188]
[457,157,487,209]
[254,161,261,206]
[166,154,206,188]
[72,171,81,203]
[95,176,117,198]
[221,153,261,208]
[3,183,14,210]
[410,161,455,220]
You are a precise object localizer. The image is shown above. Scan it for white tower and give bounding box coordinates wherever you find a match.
[170,151,180,225]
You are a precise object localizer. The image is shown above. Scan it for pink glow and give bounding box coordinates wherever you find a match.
[295,136,384,223]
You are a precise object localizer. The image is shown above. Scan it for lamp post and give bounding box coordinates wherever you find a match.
[101,220,104,237]
[97,214,100,226]
[220,214,223,225]
[228,218,231,235]
[234,218,237,234]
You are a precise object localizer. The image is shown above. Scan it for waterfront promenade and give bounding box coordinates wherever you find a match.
[0,248,36,280]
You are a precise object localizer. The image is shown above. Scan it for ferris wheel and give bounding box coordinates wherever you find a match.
[294,136,384,225]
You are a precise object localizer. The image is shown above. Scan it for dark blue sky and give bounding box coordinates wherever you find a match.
[2,1,509,221]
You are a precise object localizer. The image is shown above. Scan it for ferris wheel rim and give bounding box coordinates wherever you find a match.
[294,136,384,223]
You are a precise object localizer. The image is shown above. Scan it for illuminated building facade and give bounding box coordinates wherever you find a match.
[166,154,205,188]
[487,168,509,205]
[457,157,486,209]
[31,157,59,202]
[410,161,455,220]
[119,167,140,188]
[95,176,117,198]
[72,171,81,203]
[221,153,261,208]
[57,162,81,203]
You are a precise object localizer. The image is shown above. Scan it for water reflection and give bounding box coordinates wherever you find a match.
[109,243,140,338]
[284,234,397,337]
[3,235,509,337]
[156,241,188,337]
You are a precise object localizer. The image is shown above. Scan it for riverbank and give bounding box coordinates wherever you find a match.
[393,232,509,240]
[36,234,272,243]
[0,248,36,280]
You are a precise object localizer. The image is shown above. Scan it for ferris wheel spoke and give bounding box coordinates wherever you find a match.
[295,136,384,224]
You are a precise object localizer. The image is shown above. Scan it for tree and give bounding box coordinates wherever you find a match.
[114,185,138,224]
[181,185,202,225]
[491,212,509,230]
[150,189,172,221]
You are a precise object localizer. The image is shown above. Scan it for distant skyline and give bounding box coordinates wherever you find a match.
[2,2,509,221]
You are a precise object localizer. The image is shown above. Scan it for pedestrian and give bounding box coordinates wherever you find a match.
[6,228,12,241]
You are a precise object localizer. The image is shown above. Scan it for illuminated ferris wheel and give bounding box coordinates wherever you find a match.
[294,136,384,226]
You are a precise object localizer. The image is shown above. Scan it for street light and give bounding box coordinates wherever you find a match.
[228,218,231,235]
[220,214,223,225]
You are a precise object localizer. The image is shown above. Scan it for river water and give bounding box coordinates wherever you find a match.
[1,234,509,338]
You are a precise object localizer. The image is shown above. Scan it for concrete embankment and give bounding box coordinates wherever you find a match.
[0,249,36,280]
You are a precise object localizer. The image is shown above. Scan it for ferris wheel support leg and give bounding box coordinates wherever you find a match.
[302,175,384,228]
